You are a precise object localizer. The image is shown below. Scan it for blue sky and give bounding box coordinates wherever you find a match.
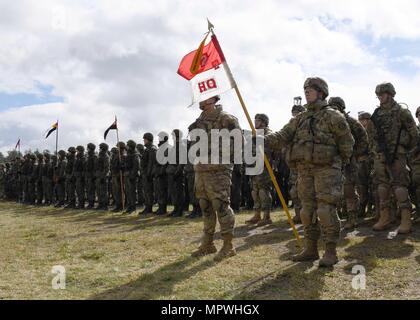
[0,84,64,111]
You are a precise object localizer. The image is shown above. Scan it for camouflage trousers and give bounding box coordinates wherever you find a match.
[230,170,242,211]
[156,174,168,207]
[297,165,342,244]
[195,169,235,238]
[410,163,420,210]
[142,176,154,208]
[374,153,411,210]
[66,177,76,204]
[86,177,96,205]
[96,177,108,207]
[56,179,66,203]
[42,177,53,204]
[251,175,272,212]
[124,176,137,208]
[75,177,85,206]
[343,160,360,218]
[167,173,184,208]
[36,180,43,203]
[112,175,122,208]
[289,171,302,215]
[356,159,372,215]
[136,175,144,205]
[185,172,197,207]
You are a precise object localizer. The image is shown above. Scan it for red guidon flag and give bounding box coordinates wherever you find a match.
[177,34,235,106]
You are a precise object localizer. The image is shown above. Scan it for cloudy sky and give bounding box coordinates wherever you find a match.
[1,0,420,153]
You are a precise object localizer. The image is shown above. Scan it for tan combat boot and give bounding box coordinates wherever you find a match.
[214,234,236,262]
[292,239,319,262]
[397,208,412,234]
[256,211,273,226]
[191,234,217,257]
[343,211,358,230]
[373,207,393,231]
[318,243,338,267]
[245,211,262,225]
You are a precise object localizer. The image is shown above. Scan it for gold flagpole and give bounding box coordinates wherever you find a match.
[208,21,302,248]
[115,116,125,211]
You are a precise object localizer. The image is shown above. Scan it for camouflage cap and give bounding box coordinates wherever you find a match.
[358,111,371,120]
[126,140,136,149]
[76,145,85,152]
[255,113,269,126]
[375,82,396,97]
[87,143,96,150]
[328,97,346,111]
[304,77,329,98]
[99,143,109,151]
[143,132,154,142]
[68,146,76,153]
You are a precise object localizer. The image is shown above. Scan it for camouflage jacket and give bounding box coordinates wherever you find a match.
[73,154,86,178]
[266,100,354,169]
[123,149,140,179]
[85,152,97,179]
[57,158,67,180]
[95,151,110,180]
[141,143,157,178]
[370,100,418,159]
[189,105,241,172]
[345,113,369,161]
[110,153,121,176]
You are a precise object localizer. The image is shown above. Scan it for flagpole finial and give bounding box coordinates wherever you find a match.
[207,18,214,32]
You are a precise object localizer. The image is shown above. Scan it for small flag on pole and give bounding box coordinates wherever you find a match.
[45,122,58,139]
[104,118,118,140]
[15,138,21,150]
[177,34,234,106]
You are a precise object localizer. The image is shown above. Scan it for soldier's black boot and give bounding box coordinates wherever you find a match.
[87,202,95,209]
[170,206,183,217]
[125,206,136,214]
[139,206,153,215]
[155,205,167,215]
[112,205,122,212]
[65,201,75,209]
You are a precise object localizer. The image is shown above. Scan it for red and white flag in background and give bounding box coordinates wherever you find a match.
[177,34,235,106]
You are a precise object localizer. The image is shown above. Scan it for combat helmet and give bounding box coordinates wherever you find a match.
[304,77,329,98]
[358,111,372,120]
[87,143,96,151]
[126,140,137,149]
[328,97,346,112]
[68,146,76,153]
[76,145,85,153]
[416,106,420,117]
[58,150,66,157]
[375,82,396,97]
[99,143,109,151]
[143,132,154,142]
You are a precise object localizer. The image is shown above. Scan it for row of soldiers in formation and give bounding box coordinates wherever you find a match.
[0,132,293,217]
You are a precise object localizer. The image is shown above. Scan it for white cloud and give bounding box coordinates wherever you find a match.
[1,0,420,153]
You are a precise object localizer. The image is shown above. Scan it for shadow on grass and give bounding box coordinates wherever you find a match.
[89,256,215,299]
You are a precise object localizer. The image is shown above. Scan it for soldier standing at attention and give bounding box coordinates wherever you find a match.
[245,113,274,226]
[74,145,86,209]
[65,147,76,209]
[96,143,110,210]
[190,95,240,262]
[55,150,67,207]
[328,97,369,230]
[140,133,157,215]
[85,143,97,209]
[124,140,140,214]
[370,83,418,234]
[265,77,354,267]
[110,146,123,212]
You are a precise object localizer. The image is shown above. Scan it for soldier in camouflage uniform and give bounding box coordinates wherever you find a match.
[65,147,76,208]
[136,144,145,207]
[289,103,306,223]
[167,129,186,217]
[184,140,202,218]
[123,140,140,214]
[245,113,274,226]
[85,143,97,209]
[27,155,37,204]
[51,154,58,204]
[0,164,5,200]
[265,77,354,267]
[55,150,67,207]
[408,106,420,224]
[329,97,369,230]
[74,146,86,209]
[154,133,169,215]
[357,112,374,218]
[140,133,157,214]
[189,95,240,262]
[110,145,123,212]
[20,154,31,203]
[35,153,44,205]
[370,83,418,234]
[96,143,110,210]
[42,152,54,205]
[231,164,242,213]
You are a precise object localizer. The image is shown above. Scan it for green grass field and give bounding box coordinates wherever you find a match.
[0,201,419,300]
